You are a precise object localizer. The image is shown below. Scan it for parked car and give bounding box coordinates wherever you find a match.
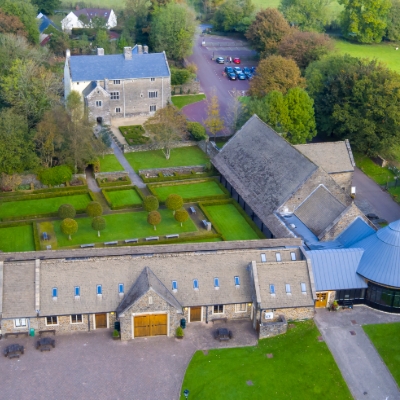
[237,72,246,80]
[233,57,241,64]
[216,57,225,64]
[251,66,256,74]
[225,66,234,74]
[233,67,242,75]
[242,67,251,74]
[245,72,253,80]
[227,72,236,80]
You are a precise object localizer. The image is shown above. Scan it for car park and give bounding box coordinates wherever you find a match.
[216,57,225,64]
[237,72,246,80]
[227,72,236,80]
[233,67,242,75]
[233,57,241,64]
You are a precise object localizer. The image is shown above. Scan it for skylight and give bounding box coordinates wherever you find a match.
[286,284,291,294]
[270,284,275,294]
[234,276,240,286]
[261,253,266,262]
[214,278,219,288]
[172,281,178,291]
[276,253,282,262]
[290,252,296,261]
[193,279,199,290]
[301,282,307,293]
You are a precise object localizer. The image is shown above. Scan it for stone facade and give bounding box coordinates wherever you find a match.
[86,85,111,125]
[171,80,200,95]
[259,315,287,339]
[330,172,353,194]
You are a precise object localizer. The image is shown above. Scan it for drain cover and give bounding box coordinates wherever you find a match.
[246,381,254,386]
[351,320,357,325]
[318,336,324,342]
[350,331,356,336]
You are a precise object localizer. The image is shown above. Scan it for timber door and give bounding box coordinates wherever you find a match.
[190,307,202,322]
[134,314,168,338]
[316,293,328,308]
[95,313,107,328]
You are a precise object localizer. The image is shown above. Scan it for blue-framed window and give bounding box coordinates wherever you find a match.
[118,283,124,294]
[97,285,102,295]
[172,281,178,291]
[234,276,240,286]
[214,277,219,288]
[193,279,199,289]
[52,287,58,298]
[269,284,275,295]
[74,286,80,296]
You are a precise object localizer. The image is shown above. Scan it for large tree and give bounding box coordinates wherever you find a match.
[339,0,391,43]
[0,10,27,37]
[147,210,161,230]
[386,0,400,41]
[248,55,305,98]
[204,89,225,141]
[60,218,78,240]
[31,0,61,15]
[245,8,290,56]
[213,0,255,32]
[165,194,183,215]
[305,54,400,155]
[92,216,106,237]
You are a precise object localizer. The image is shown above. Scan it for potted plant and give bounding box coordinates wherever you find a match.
[176,326,184,339]
[112,329,120,340]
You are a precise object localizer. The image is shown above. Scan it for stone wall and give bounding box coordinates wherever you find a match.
[276,306,314,321]
[124,141,197,153]
[330,172,353,194]
[197,140,220,158]
[171,80,201,95]
[259,315,287,339]
[86,88,111,125]
[94,172,129,179]
[139,165,206,177]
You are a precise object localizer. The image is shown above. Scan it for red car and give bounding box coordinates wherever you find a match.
[233,57,241,64]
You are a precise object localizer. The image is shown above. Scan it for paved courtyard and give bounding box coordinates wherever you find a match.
[0,320,257,400]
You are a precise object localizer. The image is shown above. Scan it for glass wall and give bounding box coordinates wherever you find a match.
[365,282,400,313]
[336,289,365,304]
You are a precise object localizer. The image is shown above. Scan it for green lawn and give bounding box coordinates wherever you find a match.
[99,154,124,172]
[171,94,206,110]
[251,0,342,15]
[0,194,92,219]
[363,323,400,386]
[0,225,35,252]
[53,208,198,247]
[203,203,262,240]
[106,189,143,208]
[150,180,225,202]
[181,320,352,400]
[125,147,209,172]
[354,153,396,185]
[60,0,126,9]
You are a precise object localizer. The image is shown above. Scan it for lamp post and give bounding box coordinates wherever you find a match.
[183,389,190,399]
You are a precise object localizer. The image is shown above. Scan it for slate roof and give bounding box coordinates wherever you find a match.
[294,140,355,174]
[81,81,96,97]
[212,115,318,229]
[69,51,170,81]
[294,185,346,236]
[72,8,112,20]
[37,13,60,33]
[308,248,367,291]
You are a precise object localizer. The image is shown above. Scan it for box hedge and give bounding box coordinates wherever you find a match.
[101,186,144,210]
[0,184,88,198]
[140,170,217,183]
[96,176,132,188]
[0,189,90,203]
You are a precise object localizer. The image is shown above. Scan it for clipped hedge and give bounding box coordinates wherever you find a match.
[119,125,149,145]
[1,208,88,222]
[96,176,132,188]
[33,222,41,251]
[140,169,217,183]
[0,184,88,198]
[0,189,90,203]
[102,186,144,210]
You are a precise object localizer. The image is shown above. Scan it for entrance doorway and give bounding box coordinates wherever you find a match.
[96,117,103,124]
[316,293,328,308]
[134,314,168,338]
[190,307,202,322]
[95,313,107,328]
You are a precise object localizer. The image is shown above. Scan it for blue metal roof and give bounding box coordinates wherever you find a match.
[38,14,60,34]
[69,51,170,81]
[308,248,367,291]
[336,217,375,247]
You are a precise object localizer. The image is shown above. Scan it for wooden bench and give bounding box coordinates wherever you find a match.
[38,329,56,337]
[125,238,138,243]
[211,317,228,324]
[80,244,94,248]
[104,241,118,246]
[166,234,179,239]
[4,332,29,339]
[189,206,196,214]
[146,236,159,241]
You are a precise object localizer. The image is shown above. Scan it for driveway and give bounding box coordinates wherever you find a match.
[315,306,400,400]
[0,320,257,400]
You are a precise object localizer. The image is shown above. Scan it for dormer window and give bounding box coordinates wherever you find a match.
[214,277,219,289]
[276,253,282,262]
[234,276,240,287]
[291,252,296,261]
[193,279,199,290]
[269,284,275,295]
[172,281,178,291]
[286,284,291,294]
[261,253,266,262]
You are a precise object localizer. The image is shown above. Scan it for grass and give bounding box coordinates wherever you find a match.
[53,208,198,247]
[125,147,209,172]
[0,194,92,219]
[106,189,143,208]
[251,0,342,15]
[203,203,262,240]
[37,221,58,250]
[353,153,396,185]
[181,320,352,400]
[171,94,206,110]
[150,180,225,202]
[0,225,35,252]
[60,0,126,10]
[99,154,124,173]
[184,237,223,243]
[363,322,400,386]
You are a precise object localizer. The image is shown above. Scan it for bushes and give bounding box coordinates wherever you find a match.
[188,122,207,141]
[0,189,89,203]
[171,67,193,85]
[0,183,87,198]
[140,169,217,183]
[96,176,132,187]
[119,125,149,145]
[38,166,73,186]
[58,204,76,219]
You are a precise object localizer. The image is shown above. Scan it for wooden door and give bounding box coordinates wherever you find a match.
[95,313,107,328]
[316,293,328,308]
[134,315,150,337]
[190,307,202,322]
[150,314,167,336]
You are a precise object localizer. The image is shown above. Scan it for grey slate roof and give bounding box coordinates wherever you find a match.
[116,267,182,315]
[294,185,346,236]
[336,217,375,247]
[81,81,96,97]
[73,8,112,19]
[212,115,318,228]
[69,51,170,81]
[308,248,367,291]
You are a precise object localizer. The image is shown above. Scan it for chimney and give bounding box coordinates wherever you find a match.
[143,45,148,54]
[138,45,143,54]
[97,48,104,56]
[123,47,132,60]
[76,5,79,10]
[66,49,70,59]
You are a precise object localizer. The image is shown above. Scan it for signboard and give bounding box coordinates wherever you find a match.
[264,312,273,320]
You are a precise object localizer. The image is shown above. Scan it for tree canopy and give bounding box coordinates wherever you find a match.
[147,210,161,230]
[204,90,225,140]
[213,0,255,32]
[174,208,189,227]
[60,218,78,240]
[386,0,400,41]
[0,10,27,37]
[58,204,76,219]
[86,201,103,217]
[31,0,61,15]
[144,195,159,212]
[165,194,183,214]
[92,216,106,237]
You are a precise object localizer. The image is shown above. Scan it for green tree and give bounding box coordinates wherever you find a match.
[92,216,106,237]
[279,0,332,32]
[204,89,225,141]
[58,204,76,219]
[174,208,189,227]
[60,218,78,240]
[165,194,183,215]
[188,122,207,141]
[249,55,305,98]
[0,173,22,192]
[49,31,71,56]
[38,165,72,186]
[386,0,400,41]
[213,0,255,32]
[31,0,61,15]
[144,195,159,212]
[147,210,161,230]
[94,30,110,53]
[86,201,103,217]
[339,0,391,43]
[245,8,290,56]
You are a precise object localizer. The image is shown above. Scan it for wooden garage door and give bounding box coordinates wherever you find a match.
[134,314,167,337]
[95,313,107,328]
[316,293,328,308]
[190,307,202,322]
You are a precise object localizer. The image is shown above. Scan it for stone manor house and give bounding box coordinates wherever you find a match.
[64,45,171,125]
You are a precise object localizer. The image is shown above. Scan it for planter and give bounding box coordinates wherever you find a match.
[176,336,184,340]
[112,335,120,340]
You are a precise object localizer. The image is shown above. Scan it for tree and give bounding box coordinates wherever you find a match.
[0,173,22,192]
[278,31,334,70]
[94,30,110,53]
[147,210,161,230]
[60,218,78,240]
[174,208,189,227]
[144,104,188,160]
[0,10,27,37]
[279,0,332,32]
[86,201,103,217]
[248,55,305,98]
[204,89,225,141]
[92,216,106,237]
[49,31,71,56]
[213,0,255,32]
[150,3,196,60]
[188,122,208,141]
[31,0,61,15]
[245,8,290,56]
[58,204,76,219]
[226,89,245,134]
[144,195,159,212]
[386,0,400,41]
[165,194,183,215]
[38,165,72,186]
[339,0,391,43]
[305,54,400,154]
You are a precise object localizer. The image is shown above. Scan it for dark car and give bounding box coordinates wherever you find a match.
[251,66,256,74]
[237,72,246,80]
[233,67,242,75]
[243,67,251,74]
[216,57,225,64]
[227,72,236,80]
[225,66,234,74]
[245,72,253,80]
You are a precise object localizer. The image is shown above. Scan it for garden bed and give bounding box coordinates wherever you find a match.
[119,125,150,145]
[102,186,144,210]
[96,174,131,188]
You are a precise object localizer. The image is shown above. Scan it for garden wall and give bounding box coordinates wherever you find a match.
[171,80,201,95]
[197,140,220,158]
[259,315,287,339]
[123,141,198,153]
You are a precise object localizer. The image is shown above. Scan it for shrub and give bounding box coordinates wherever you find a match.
[175,208,189,226]
[1,173,22,192]
[38,166,73,186]
[58,204,76,219]
[86,201,103,217]
[60,218,78,240]
[176,326,184,337]
[119,125,149,145]
[171,67,192,85]
[112,329,120,337]
[147,210,161,230]
[144,195,159,212]
[188,122,207,141]
[92,216,106,237]
[165,194,183,214]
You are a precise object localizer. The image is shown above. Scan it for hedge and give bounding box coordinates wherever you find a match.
[33,222,41,251]
[0,189,90,203]
[0,184,88,198]
[101,186,144,210]
[96,176,132,188]
[0,221,40,251]
[140,170,217,183]
[1,208,88,223]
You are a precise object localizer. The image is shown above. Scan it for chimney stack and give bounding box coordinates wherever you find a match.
[143,45,148,54]
[138,45,143,54]
[97,48,104,56]
[123,46,132,60]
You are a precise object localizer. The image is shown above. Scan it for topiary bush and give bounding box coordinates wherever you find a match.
[86,201,103,217]
[147,210,161,230]
[166,194,183,215]
[92,216,106,237]
[144,195,159,212]
[175,208,189,227]
[176,326,184,337]
[38,165,73,186]
[188,122,207,141]
[60,218,78,240]
[58,204,76,219]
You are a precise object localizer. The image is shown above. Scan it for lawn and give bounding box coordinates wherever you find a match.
[53,208,198,247]
[353,153,396,185]
[125,147,209,172]
[171,94,206,110]
[60,0,126,9]
[99,154,124,172]
[0,194,92,219]
[150,180,226,202]
[0,225,35,252]
[106,189,143,208]
[251,0,342,15]
[181,320,352,400]
[203,203,263,240]
[363,323,400,386]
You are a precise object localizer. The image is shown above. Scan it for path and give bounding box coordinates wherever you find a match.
[315,306,400,400]
[85,168,101,193]
[353,167,400,222]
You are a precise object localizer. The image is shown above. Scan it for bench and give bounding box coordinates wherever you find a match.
[211,317,228,324]
[202,219,208,228]
[42,232,49,241]
[189,206,196,214]
[166,234,179,239]
[80,244,94,248]
[104,241,118,246]
[4,332,29,339]
[125,238,138,243]
[146,236,159,241]
[38,329,56,337]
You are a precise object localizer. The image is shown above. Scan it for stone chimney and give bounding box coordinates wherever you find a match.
[97,48,104,56]
[123,47,132,60]
[138,45,143,54]
[66,49,70,59]
[143,45,148,54]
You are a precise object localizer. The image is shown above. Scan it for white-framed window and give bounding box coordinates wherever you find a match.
[14,318,27,328]
[150,105,156,112]
[261,253,266,263]
[290,252,296,261]
[115,107,121,113]
[213,305,224,314]
[214,277,219,288]
[148,91,158,98]
[118,283,124,294]
[110,91,120,100]
[97,285,102,295]
[95,100,102,107]
[74,286,80,297]
[286,284,291,294]
[193,279,199,290]
[71,314,83,324]
[150,78,155,82]
[52,287,58,298]
[235,303,247,313]
[270,284,275,295]
[172,281,178,291]
[234,276,240,286]
[276,253,282,262]
[301,282,307,293]
[113,80,121,85]
[46,316,58,326]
